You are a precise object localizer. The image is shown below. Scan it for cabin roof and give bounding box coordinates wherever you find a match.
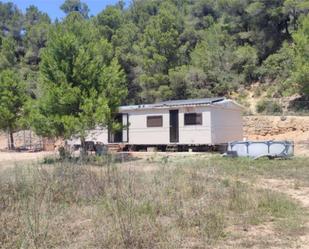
[119,97,242,111]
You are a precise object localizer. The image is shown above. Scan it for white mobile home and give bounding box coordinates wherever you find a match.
[80,97,243,149]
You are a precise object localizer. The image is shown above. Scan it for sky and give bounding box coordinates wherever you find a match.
[3,0,131,20]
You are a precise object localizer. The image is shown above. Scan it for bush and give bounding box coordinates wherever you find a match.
[256,99,282,114]
[232,45,258,82]
[259,43,294,81]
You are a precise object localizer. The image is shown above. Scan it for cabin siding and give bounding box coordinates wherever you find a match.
[210,107,243,144]
[67,128,109,146]
[126,109,170,145]
[178,107,211,144]
[88,129,108,144]
[67,99,243,146]
[122,106,212,145]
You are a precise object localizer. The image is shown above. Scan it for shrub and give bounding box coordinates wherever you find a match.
[259,43,294,81]
[256,99,282,114]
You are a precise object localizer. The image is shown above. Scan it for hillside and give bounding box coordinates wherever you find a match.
[0,0,309,106]
[233,84,309,115]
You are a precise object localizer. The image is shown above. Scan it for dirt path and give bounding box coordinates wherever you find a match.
[259,178,309,249]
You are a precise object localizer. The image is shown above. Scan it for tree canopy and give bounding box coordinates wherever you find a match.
[0,69,27,148]
[29,13,126,140]
[0,0,308,143]
[60,0,89,18]
[292,14,309,94]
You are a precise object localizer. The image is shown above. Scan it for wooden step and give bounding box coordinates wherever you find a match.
[107,144,124,153]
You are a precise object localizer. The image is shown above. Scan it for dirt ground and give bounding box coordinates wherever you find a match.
[0,151,308,248]
[0,151,56,172]
[257,178,309,249]
[0,151,55,162]
[0,151,210,174]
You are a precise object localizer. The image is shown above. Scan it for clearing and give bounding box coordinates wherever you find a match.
[0,153,308,249]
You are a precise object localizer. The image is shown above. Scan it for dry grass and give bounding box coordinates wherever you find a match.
[0,155,308,249]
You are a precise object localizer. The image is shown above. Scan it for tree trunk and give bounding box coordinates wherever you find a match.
[80,136,87,159]
[9,130,15,150]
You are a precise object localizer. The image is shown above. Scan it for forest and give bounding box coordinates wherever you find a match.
[0,0,309,144]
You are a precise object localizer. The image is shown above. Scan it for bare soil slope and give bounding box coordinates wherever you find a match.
[244,116,309,155]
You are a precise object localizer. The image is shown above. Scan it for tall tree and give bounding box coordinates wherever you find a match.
[29,13,126,149]
[60,0,89,18]
[24,5,50,27]
[0,69,27,149]
[111,21,140,104]
[22,6,51,97]
[284,0,309,32]
[190,23,238,96]
[136,1,184,102]
[95,5,124,41]
[0,2,23,39]
[292,14,309,94]
[0,36,17,69]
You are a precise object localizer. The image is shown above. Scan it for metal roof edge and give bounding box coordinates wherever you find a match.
[118,97,244,112]
[217,99,246,110]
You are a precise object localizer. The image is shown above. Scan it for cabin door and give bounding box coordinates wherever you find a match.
[108,114,122,143]
[169,110,179,143]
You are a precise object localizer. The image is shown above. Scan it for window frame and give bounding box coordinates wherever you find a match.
[147,115,163,127]
[184,113,203,126]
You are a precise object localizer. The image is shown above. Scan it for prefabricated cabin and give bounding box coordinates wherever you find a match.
[73,97,243,148]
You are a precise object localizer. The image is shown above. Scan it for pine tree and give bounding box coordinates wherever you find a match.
[29,13,126,150]
[0,70,27,149]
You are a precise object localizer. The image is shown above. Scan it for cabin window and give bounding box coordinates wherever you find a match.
[147,116,163,127]
[184,113,202,125]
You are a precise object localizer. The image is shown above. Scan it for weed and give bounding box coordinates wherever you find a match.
[0,156,307,248]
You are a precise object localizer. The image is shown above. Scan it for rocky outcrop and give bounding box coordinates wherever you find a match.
[243,116,309,137]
